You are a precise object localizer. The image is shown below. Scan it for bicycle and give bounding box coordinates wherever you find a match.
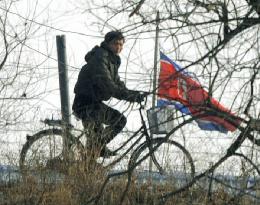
[19,98,195,186]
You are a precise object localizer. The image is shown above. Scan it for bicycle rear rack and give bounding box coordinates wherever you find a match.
[42,118,74,129]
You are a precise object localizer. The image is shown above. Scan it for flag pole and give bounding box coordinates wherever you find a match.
[149,10,160,174]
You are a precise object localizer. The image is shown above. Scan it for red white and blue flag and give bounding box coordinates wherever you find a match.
[157,52,240,133]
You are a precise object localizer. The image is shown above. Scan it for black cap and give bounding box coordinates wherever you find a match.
[104,31,125,43]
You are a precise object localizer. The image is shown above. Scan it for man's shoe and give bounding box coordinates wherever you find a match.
[100,146,117,158]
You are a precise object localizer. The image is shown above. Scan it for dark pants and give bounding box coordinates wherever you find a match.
[80,102,127,149]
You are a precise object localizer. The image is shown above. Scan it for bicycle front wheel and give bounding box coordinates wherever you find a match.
[19,128,84,173]
[129,137,195,185]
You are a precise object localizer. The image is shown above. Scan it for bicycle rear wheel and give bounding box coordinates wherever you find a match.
[129,137,195,186]
[19,128,84,173]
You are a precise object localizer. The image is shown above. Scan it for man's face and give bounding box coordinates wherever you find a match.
[108,39,124,55]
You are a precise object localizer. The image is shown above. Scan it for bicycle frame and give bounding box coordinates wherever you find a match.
[42,118,85,141]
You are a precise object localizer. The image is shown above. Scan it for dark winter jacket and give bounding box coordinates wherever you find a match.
[73,42,140,113]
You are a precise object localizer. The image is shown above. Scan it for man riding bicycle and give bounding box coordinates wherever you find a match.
[72,31,146,158]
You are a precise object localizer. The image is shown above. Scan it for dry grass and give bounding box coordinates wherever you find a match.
[0,160,259,205]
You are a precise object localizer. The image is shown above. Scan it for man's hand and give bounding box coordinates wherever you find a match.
[127,91,149,103]
[135,93,145,103]
[135,91,149,103]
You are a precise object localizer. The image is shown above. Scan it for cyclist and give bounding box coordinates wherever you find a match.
[72,31,146,158]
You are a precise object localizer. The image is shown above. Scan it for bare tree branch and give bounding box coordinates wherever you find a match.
[129,0,145,17]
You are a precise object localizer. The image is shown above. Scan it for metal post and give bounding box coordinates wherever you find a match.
[149,11,160,174]
[207,162,214,203]
[56,35,71,157]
